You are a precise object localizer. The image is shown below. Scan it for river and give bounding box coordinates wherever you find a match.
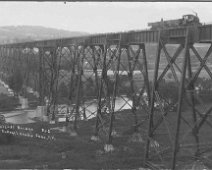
[2,96,132,124]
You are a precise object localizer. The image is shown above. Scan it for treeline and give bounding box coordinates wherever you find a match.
[57,74,143,104]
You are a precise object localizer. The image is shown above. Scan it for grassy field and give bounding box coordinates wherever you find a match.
[0,110,146,169]
[1,103,212,169]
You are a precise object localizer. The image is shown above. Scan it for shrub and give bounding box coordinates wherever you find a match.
[0,94,19,111]
[196,77,212,102]
[58,82,69,98]
[158,81,179,104]
[156,77,212,110]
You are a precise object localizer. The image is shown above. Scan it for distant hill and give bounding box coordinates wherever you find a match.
[0,26,89,44]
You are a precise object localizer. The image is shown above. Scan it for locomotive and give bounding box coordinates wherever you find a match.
[148,14,202,30]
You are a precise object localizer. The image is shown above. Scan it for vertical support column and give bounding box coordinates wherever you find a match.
[22,47,29,98]
[107,44,122,145]
[68,45,77,103]
[126,45,140,132]
[4,47,8,81]
[8,47,17,91]
[39,47,45,106]
[52,46,62,121]
[94,44,106,137]
[0,46,5,81]
[1,47,6,81]
[73,45,84,131]
[49,48,56,119]
[42,46,61,121]
[51,47,57,120]
[8,47,13,74]
[171,28,190,170]
[3,47,7,82]
[91,45,100,98]
[8,47,13,78]
[187,44,199,158]
[25,48,31,97]
[0,47,2,80]
[89,45,101,137]
[7,47,12,75]
[92,34,123,151]
[144,31,162,164]
[141,44,151,106]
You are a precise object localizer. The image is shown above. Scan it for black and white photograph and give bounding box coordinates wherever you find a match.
[0,1,212,169]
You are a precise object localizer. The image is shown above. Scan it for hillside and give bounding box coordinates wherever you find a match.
[0,26,89,44]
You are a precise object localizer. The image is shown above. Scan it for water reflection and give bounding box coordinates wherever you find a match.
[3,97,132,124]
[3,110,36,124]
[79,96,132,119]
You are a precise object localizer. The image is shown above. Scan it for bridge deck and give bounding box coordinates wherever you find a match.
[1,24,212,48]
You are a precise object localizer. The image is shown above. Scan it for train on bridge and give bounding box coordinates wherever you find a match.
[2,14,211,48]
[148,14,202,30]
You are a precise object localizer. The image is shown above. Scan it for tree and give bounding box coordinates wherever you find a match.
[58,82,68,98]
[8,69,23,95]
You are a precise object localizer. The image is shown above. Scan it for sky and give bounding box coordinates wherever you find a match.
[0,2,212,34]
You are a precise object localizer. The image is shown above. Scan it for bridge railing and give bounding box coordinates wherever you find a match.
[1,24,212,48]
[199,24,212,43]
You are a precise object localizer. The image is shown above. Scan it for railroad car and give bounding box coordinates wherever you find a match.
[148,14,202,30]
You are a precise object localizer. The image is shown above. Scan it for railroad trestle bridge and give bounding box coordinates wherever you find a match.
[1,24,212,169]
